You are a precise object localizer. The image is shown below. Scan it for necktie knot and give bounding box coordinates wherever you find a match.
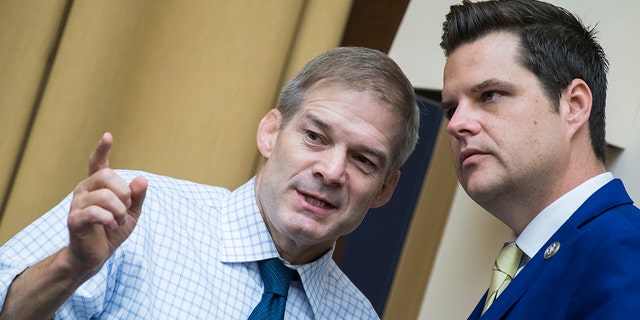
[483,242,524,313]
[249,258,298,320]
[258,258,296,296]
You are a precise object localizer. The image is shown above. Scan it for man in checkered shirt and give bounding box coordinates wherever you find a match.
[0,47,420,319]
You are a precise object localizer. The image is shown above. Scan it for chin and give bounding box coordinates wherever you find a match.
[282,221,324,241]
[462,181,495,202]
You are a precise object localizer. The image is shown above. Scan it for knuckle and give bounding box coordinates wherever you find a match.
[93,167,112,179]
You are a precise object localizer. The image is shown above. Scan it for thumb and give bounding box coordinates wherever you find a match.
[128,176,148,219]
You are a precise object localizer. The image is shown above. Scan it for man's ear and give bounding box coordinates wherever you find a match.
[563,78,592,137]
[256,109,282,159]
[370,170,401,208]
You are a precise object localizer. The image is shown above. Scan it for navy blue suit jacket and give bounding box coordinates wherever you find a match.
[469,179,640,319]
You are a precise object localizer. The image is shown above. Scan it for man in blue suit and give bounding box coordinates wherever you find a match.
[439,0,640,318]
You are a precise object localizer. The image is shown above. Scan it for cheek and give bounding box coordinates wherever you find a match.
[449,139,462,163]
[270,143,305,171]
[449,137,459,150]
[347,181,380,212]
[516,116,554,148]
[338,206,370,236]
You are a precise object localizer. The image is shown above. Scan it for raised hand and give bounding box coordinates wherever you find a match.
[0,133,149,320]
[66,132,147,275]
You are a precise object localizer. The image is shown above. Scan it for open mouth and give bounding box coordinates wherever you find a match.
[303,193,335,209]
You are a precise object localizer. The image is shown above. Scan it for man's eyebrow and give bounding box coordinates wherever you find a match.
[440,79,515,110]
[304,113,332,133]
[472,79,515,93]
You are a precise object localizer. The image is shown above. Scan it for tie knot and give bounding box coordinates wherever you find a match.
[483,242,524,313]
[258,258,297,296]
[495,242,523,274]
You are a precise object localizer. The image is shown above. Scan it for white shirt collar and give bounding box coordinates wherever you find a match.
[516,172,613,259]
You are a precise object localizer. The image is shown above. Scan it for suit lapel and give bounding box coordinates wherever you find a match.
[479,228,577,318]
[474,179,632,319]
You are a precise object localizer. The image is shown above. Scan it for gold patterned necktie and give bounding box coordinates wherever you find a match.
[483,242,523,313]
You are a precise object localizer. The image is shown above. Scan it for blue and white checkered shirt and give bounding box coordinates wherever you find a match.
[0,170,379,319]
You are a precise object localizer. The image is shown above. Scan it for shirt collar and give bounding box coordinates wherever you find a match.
[288,247,337,316]
[218,177,339,316]
[516,172,613,259]
[218,177,280,263]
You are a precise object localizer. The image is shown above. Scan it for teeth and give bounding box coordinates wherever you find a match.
[305,195,329,208]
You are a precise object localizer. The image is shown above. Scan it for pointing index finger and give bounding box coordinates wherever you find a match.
[89,132,113,175]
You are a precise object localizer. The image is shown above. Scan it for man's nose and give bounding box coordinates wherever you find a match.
[446,102,480,139]
[314,149,347,185]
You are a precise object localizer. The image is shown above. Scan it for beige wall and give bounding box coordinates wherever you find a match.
[0,0,71,239]
[0,0,353,244]
[608,109,640,201]
[388,0,640,319]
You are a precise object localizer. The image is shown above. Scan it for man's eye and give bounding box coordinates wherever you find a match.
[355,155,375,167]
[306,130,320,141]
[481,91,499,102]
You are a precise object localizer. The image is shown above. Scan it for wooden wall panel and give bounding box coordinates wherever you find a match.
[340,0,410,53]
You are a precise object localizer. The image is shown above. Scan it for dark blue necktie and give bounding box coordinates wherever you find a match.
[248,258,297,320]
